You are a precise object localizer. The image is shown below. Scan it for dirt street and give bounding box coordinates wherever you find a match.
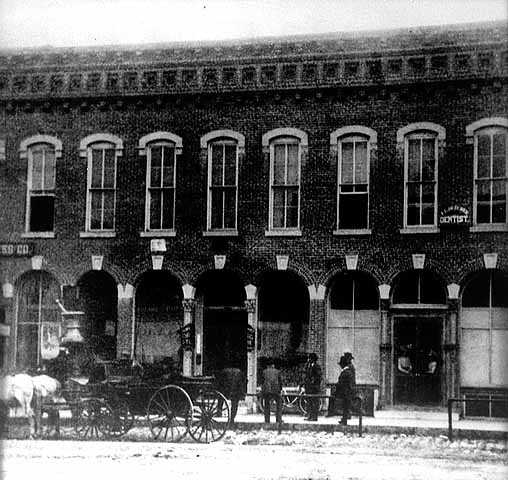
[2,431,507,480]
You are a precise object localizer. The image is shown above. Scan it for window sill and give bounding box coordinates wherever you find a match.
[21,232,55,238]
[399,226,439,234]
[264,229,302,237]
[333,228,371,236]
[470,224,508,233]
[0,325,10,336]
[203,230,238,237]
[140,231,176,237]
[79,231,116,238]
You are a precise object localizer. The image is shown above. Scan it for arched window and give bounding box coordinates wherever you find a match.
[263,128,307,233]
[331,126,377,232]
[392,270,446,304]
[139,132,182,234]
[80,134,123,235]
[201,130,244,233]
[20,135,62,235]
[466,118,508,227]
[461,271,508,387]
[397,123,445,231]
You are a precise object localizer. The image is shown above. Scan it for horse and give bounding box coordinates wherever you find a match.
[0,372,62,438]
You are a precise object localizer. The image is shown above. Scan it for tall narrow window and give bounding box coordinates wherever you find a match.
[405,132,438,226]
[147,142,176,231]
[338,136,369,229]
[27,144,56,232]
[208,140,238,230]
[86,143,116,231]
[270,139,300,229]
[474,127,507,225]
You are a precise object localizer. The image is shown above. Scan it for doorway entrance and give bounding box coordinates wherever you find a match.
[393,316,442,405]
[203,308,247,375]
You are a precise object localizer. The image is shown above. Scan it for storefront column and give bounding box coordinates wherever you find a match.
[308,284,326,363]
[116,283,134,359]
[181,298,195,376]
[378,286,392,408]
[244,284,257,412]
[2,282,14,369]
[444,294,459,405]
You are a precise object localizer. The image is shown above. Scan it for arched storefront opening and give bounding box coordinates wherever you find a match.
[391,270,446,405]
[326,271,379,386]
[257,271,309,386]
[77,271,117,359]
[461,270,508,405]
[135,271,183,369]
[15,270,60,369]
[195,270,246,376]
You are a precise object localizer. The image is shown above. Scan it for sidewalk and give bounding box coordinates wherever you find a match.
[232,410,508,440]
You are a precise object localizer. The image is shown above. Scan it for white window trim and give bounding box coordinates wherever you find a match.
[397,124,445,229]
[466,118,508,227]
[267,136,303,232]
[20,135,62,235]
[201,130,244,233]
[79,134,122,234]
[142,140,179,234]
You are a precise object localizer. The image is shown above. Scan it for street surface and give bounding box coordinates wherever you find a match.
[2,430,507,480]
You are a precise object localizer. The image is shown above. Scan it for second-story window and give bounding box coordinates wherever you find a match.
[27,144,56,232]
[86,142,116,231]
[270,138,301,230]
[208,140,238,230]
[146,142,176,231]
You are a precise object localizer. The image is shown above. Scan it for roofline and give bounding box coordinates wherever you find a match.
[0,19,505,54]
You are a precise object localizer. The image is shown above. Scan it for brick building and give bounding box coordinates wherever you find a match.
[0,21,506,411]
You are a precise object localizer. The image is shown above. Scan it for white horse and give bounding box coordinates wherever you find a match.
[0,373,61,438]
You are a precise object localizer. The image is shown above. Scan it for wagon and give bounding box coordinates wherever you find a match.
[42,365,230,443]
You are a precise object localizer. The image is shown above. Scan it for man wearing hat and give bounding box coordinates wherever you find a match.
[303,352,322,421]
[336,353,356,425]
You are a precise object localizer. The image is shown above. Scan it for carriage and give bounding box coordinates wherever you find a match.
[42,361,231,443]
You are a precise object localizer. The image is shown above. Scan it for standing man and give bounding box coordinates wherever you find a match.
[336,354,355,425]
[217,360,246,426]
[261,359,282,424]
[303,353,322,421]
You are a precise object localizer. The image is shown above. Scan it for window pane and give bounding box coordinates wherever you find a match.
[341,142,354,184]
[287,144,299,184]
[286,188,299,228]
[31,149,44,191]
[102,192,114,229]
[223,188,236,228]
[355,142,368,183]
[492,133,506,177]
[330,275,354,309]
[149,190,162,229]
[29,196,54,232]
[272,189,285,228]
[476,180,491,223]
[339,193,368,229]
[211,144,223,186]
[161,189,174,230]
[43,149,56,190]
[492,179,506,223]
[407,204,419,226]
[224,145,237,186]
[492,272,508,308]
[477,135,491,179]
[103,148,115,188]
[211,189,223,229]
[273,144,285,185]
[421,138,435,182]
[91,149,103,188]
[90,192,102,229]
[150,146,162,187]
[162,146,175,187]
[462,273,490,307]
[408,139,421,181]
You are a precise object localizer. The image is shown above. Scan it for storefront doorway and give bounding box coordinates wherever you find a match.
[393,316,442,405]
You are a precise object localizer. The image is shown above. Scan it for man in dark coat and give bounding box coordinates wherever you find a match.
[261,359,282,423]
[303,352,322,421]
[217,364,246,424]
[336,354,355,425]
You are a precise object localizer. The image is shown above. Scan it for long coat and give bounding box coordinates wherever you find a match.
[261,366,282,394]
[304,362,322,394]
[336,366,355,402]
[217,367,246,400]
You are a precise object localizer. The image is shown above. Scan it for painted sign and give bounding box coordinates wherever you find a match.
[0,243,33,256]
[439,206,469,226]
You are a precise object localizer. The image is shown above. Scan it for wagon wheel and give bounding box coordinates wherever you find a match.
[146,385,192,442]
[189,390,230,443]
[298,394,323,416]
[102,399,135,438]
[74,398,113,439]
